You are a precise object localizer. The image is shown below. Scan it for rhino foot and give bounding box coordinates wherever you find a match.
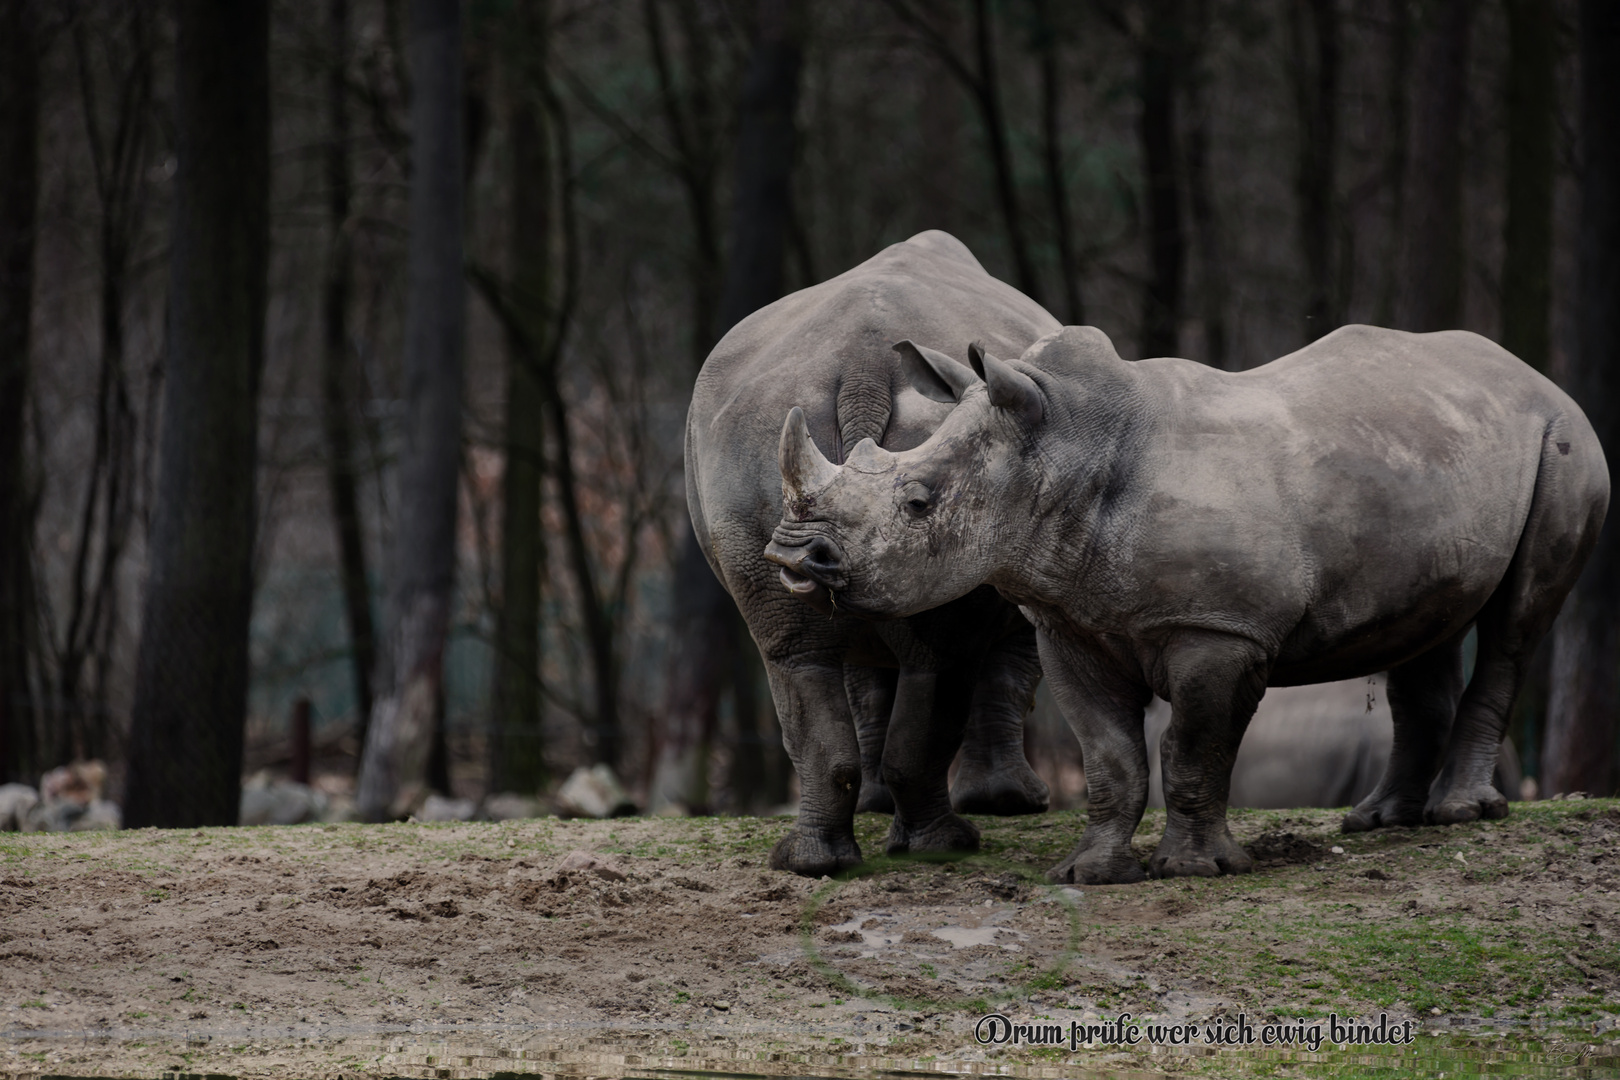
[1425,784,1509,826]
[1148,830,1253,879]
[769,826,862,878]
[856,775,895,815]
[1342,788,1427,833]
[886,811,980,857]
[1046,845,1146,885]
[950,761,1050,816]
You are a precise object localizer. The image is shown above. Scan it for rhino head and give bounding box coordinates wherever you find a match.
[764,338,1051,618]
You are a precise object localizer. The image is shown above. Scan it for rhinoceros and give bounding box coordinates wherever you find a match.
[1142,675,1521,811]
[686,230,1059,876]
[765,324,1608,883]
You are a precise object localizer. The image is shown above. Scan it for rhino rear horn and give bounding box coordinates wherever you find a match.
[969,341,1044,425]
[892,339,980,401]
[779,406,840,499]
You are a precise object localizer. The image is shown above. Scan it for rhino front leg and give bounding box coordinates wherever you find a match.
[764,657,864,876]
[882,664,981,857]
[951,623,1051,816]
[1040,632,1150,884]
[1151,634,1269,879]
[1343,634,1464,832]
[844,666,898,814]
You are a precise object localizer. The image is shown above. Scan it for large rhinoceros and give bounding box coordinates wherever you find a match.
[765,324,1609,883]
[687,231,1059,876]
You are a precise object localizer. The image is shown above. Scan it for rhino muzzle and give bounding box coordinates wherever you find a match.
[764,531,848,611]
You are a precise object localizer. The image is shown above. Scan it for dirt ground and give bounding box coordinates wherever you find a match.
[3,799,1619,1079]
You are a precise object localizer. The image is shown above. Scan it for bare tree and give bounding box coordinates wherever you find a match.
[488,0,552,795]
[1183,0,1229,368]
[0,0,41,784]
[1498,0,1557,779]
[1138,0,1186,359]
[1394,0,1476,332]
[882,0,1044,307]
[1031,0,1083,325]
[1291,0,1341,342]
[320,0,379,764]
[1500,0,1555,372]
[652,0,805,811]
[356,0,466,821]
[47,3,155,765]
[642,0,728,373]
[1545,0,1619,798]
[124,0,270,828]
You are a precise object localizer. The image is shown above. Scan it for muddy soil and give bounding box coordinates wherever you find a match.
[2,800,1618,1078]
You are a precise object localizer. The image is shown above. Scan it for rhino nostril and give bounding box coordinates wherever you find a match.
[800,535,844,576]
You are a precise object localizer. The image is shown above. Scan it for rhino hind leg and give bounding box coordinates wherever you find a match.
[1426,426,1600,825]
[1150,634,1269,879]
[1424,647,1516,826]
[1039,633,1149,884]
[845,666,898,814]
[951,626,1051,816]
[1344,635,1466,832]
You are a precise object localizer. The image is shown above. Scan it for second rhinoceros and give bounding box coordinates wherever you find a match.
[687,230,1058,876]
[766,324,1609,883]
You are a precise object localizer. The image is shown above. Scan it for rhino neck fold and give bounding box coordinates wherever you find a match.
[992,364,1161,607]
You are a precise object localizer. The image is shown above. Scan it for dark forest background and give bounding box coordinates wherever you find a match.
[0,0,1615,825]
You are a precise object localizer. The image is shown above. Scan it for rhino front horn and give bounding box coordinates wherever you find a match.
[779,406,839,500]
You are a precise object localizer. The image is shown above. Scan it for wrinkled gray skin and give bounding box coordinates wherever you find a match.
[768,324,1610,883]
[687,231,1058,877]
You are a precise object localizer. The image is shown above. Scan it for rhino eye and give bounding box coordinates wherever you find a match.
[901,481,934,518]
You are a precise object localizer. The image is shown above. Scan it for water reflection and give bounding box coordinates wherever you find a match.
[6,1027,1619,1080]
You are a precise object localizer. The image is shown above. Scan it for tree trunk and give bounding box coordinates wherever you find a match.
[1394,0,1475,332]
[356,0,466,821]
[652,0,804,812]
[1375,0,1412,327]
[321,0,378,767]
[1499,0,1557,780]
[490,0,551,796]
[124,0,269,828]
[1501,0,1555,372]
[0,0,40,785]
[644,0,723,373]
[880,0,1042,307]
[1183,0,1229,369]
[1292,0,1341,342]
[1139,0,1185,359]
[1034,0,1083,325]
[1544,0,1619,798]
[968,0,1040,307]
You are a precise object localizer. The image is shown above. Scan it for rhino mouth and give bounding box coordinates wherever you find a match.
[776,565,835,615]
[764,532,850,615]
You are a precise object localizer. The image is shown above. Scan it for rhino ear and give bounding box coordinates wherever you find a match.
[779,406,840,499]
[968,341,1044,425]
[892,339,980,403]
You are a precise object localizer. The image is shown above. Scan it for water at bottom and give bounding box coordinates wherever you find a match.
[4,1024,1619,1080]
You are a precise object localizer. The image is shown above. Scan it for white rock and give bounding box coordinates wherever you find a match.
[554,764,636,819]
[482,793,543,822]
[70,799,121,832]
[240,781,327,826]
[416,793,478,822]
[0,783,39,831]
